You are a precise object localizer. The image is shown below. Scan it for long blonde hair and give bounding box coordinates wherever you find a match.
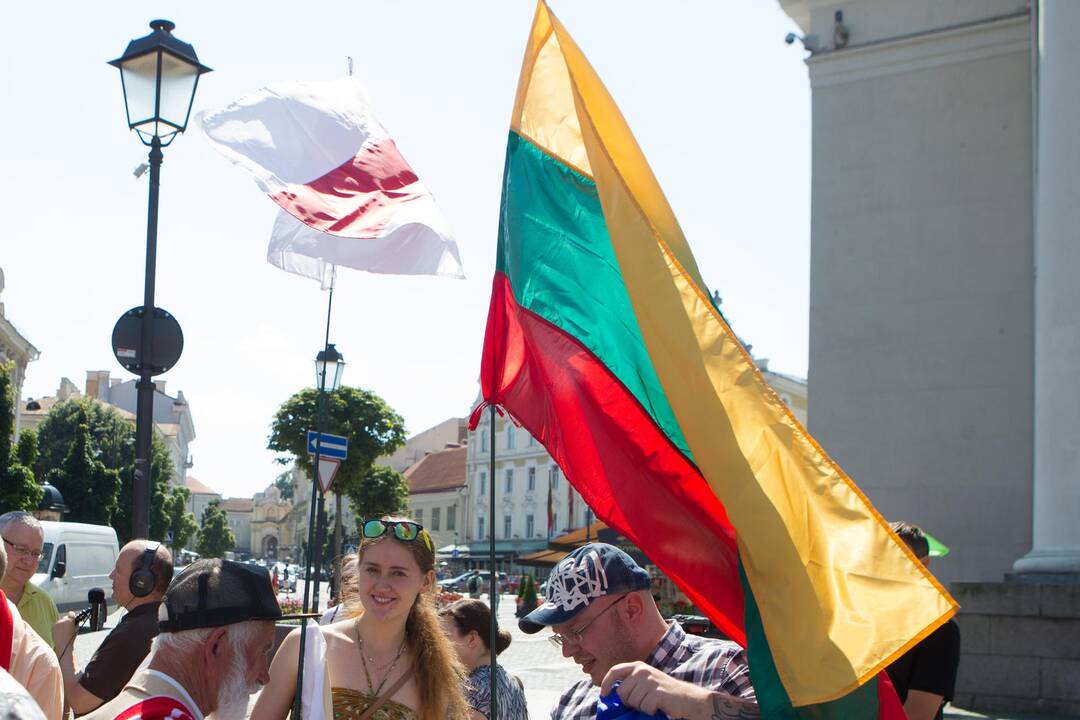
[348,517,468,720]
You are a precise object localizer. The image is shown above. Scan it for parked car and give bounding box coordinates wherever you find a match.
[439,571,479,592]
[441,571,508,593]
[672,614,727,639]
[31,522,120,611]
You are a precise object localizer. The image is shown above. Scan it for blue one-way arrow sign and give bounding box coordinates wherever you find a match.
[307,430,348,460]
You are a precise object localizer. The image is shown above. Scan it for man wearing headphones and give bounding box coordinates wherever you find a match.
[52,540,174,715]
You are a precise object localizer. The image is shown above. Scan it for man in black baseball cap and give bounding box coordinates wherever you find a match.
[521,543,758,720]
[83,559,316,720]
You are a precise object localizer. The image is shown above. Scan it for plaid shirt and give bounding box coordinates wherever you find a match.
[550,622,756,720]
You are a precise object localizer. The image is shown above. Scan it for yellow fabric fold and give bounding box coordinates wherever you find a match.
[531,0,959,705]
[510,3,592,177]
[542,3,708,294]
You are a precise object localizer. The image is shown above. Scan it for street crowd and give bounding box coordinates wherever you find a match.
[1,512,958,720]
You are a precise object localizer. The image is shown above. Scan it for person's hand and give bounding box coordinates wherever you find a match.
[52,612,79,654]
[601,662,711,718]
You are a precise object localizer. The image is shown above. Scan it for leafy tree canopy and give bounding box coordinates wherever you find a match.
[45,414,121,526]
[268,385,407,505]
[35,396,173,542]
[0,362,41,513]
[162,486,198,552]
[345,464,409,524]
[273,471,295,501]
[196,500,236,558]
[15,429,38,469]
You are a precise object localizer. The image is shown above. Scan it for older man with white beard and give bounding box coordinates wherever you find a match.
[82,559,309,720]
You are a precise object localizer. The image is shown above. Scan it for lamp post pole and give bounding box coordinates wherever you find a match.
[293,334,343,719]
[132,135,163,539]
[110,20,210,540]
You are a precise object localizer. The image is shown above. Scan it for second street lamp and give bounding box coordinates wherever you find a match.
[309,343,345,606]
[315,344,347,606]
[110,20,210,539]
[315,343,345,392]
[294,341,345,716]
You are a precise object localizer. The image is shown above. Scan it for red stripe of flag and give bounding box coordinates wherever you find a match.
[473,273,746,643]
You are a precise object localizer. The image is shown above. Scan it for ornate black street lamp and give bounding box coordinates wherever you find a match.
[315,344,346,392]
[110,21,210,539]
[315,342,346,600]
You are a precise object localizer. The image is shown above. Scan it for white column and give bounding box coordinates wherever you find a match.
[1014,0,1080,574]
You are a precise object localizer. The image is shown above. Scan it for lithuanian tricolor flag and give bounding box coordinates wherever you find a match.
[473,2,958,717]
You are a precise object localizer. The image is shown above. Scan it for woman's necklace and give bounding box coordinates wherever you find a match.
[356,619,407,697]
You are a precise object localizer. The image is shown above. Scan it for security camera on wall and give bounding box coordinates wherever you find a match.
[784,32,820,52]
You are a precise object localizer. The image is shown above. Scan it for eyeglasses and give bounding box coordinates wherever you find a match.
[362,520,433,551]
[2,537,45,562]
[549,593,629,647]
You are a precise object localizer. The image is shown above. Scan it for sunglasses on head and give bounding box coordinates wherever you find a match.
[362,519,433,550]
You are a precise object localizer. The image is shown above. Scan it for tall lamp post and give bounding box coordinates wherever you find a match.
[312,342,345,610]
[294,342,344,717]
[109,21,210,538]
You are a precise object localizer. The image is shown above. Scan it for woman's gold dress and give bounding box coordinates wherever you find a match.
[331,687,418,720]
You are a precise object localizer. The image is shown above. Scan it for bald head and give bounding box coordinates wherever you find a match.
[111,541,174,604]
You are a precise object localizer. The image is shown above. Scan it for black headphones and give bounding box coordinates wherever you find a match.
[129,543,160,598]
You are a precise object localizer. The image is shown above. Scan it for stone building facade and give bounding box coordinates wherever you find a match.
[778,1,1079,712]
[405,444,467,551]
[0,268,39,435]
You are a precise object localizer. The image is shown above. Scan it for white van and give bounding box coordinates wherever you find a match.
[31,522,120,611]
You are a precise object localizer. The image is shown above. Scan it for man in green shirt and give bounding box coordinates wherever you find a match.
[0,512,59,648]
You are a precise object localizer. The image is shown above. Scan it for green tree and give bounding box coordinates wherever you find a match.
[35,397,172,542]
[196,500,235,558]
[45,412,121,526]
[162,486,198,552]
[345,464,408,522]
[268,385,407,508]
[35,398,133,475]
[0,362,42,512]
[116,441,173,544]
[16,428,38,469]
[521,574,538,610]
[273,471,295,501]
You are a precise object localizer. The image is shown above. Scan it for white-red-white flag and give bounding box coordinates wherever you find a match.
[198,78,464,285]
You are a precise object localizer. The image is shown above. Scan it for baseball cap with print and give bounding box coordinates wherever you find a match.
[519,542,651,634]
[159,559,318,632]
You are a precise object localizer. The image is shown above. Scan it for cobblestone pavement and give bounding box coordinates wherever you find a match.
[492,594,582,719]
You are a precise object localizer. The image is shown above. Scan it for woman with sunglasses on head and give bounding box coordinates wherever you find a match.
[439,599,529,720]
[254,517,469,720]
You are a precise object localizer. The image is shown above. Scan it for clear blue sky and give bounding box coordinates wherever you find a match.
[1,1,810,499]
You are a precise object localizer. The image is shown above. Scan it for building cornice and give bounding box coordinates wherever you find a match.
[0,316,39,362]
[806,13,1029,88]
[410,486,466,496]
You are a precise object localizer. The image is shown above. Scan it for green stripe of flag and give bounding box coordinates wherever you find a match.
[739,560,882,718]
[496,131,692,460]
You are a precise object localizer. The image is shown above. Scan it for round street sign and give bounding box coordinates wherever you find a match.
[111,306,184,376]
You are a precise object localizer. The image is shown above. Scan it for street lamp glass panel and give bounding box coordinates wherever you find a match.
[331,360,345,390]
[158,52,201,132]
[315,345,345,391]
[118,52,160,136]
[315,358,345,391]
